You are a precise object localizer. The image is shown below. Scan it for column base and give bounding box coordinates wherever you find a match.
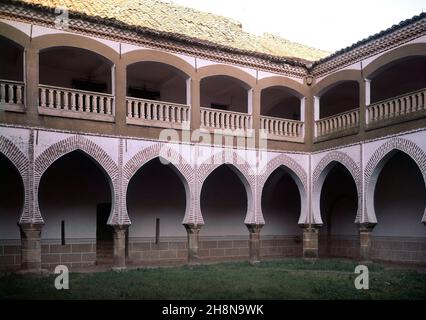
[19,223,43,272]
[359,223,376,262]
[302,225,320,259]
[113,225,128,269]
[246,224,263,265]
[184,224,202,266]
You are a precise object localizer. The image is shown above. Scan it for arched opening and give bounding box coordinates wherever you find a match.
[261,86,302,120]
[319,163,358,258]
[0,154,24,240]
[319,81,359,118]
[200,76,250,113]
[126,157,187,263]
[126,61,188,104]
[38,151,112,267]
[372,151,426,262]
[0,35,24,108]
[200,164,249,260]
[0,35,24,82]
[261,167,302,257]
[370,56,426,103]
[39,46,113,93]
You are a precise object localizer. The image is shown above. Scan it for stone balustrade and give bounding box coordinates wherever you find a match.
[200,107,252,132]
[0,79,25,112]
[315,108,359,137]
[38,85,114,122]
[126,97,190,129]
[367,88,426,125]
[260,115,304,142]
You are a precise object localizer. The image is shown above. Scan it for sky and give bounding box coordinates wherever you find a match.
[170,0,426,53]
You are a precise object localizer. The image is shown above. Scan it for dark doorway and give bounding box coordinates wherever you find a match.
[96,203,113,264]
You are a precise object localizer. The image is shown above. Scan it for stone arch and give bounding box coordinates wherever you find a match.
[364,137,426,223]
[123,143,194,224]
[312,69,361,97]
[364,43,426,80]
[122,49,196,79]
[197,64,256,89]
[197,150,256,224]
[257,76,308,98]
[0,21,31,48]
[312,151,361,225]
[0,136,29,223]
[32,33,119,64]
[34,135,118,225]
[259,154,308,225]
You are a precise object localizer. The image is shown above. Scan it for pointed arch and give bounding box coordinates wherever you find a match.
[123,143,194,224]
[259,154,308,224]
[312,151,361,224]
[364,137,426,223]
[34,135,118,224]
[0,136,29,223]
[197,150,256,224]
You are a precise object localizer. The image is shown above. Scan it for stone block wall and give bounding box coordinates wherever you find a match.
[260,235,303,258]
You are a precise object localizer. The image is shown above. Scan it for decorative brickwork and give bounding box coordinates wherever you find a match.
[0,135,29,222]
[123,143,194,224]
[33,135,118,224]
[258,154,308,225]
[197,150,256,224]
[364,137,426,223]
[312,151,361,224]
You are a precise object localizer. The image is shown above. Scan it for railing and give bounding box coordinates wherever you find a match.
[315,108,359,137]
[126,97,190,129]
[200,107,252,132]
[260,115,304,140]
[0,79,25,111]
[367,88,426,125]
[38,85,114,121]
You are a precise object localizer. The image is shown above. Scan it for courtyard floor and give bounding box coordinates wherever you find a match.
[1,259,425,300]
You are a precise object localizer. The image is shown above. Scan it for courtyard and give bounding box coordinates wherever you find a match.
[1,259,425,300]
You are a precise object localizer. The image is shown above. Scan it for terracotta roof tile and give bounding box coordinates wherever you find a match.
[12,0,330,61]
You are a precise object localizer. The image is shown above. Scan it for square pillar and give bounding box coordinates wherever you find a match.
[19,223,43,272]
[246,224,263,265]
[112,225,128,270]
[184,224,202,265]
[359,223,375,262]
[302,225,320,259]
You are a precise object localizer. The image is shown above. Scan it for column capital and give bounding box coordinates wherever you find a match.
[245,223,263,234]
[183,223,203,233]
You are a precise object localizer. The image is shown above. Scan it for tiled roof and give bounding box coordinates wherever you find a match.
[312,11,426,68]
[11,0,330,61]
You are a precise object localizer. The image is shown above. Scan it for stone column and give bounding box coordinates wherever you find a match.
[184,224,202,265]
[190,78,200,132]
[302,225,320,259]
[112,225,128,270]
[24,47,39,121]
[19,223,43,272]
[246,224,263,265]
[359,223,375,262]
[251,89,261,148]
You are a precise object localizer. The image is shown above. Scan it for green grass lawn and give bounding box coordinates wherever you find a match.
[1,259,425,300]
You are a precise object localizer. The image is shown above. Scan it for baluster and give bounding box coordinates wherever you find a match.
[164,105,169,122]
[77,93,83,112]
[63,91,69,110]
[126,100,132,118]
[55,90,61,109]
[6,83,13,103]
[16,85,23,104]
[47,89,53,108]
[146,102,151,119]
[99,96,105,114]
[70,92,76,111]
[40,87,46,107]
[0,83,5,103]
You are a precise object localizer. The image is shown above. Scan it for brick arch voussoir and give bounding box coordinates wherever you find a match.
[34,136,118,180]
[312,151,361,223]
[364,137,426,223]
[123,143,193,185]
[0,136,30,223]
[258,154,308,224]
